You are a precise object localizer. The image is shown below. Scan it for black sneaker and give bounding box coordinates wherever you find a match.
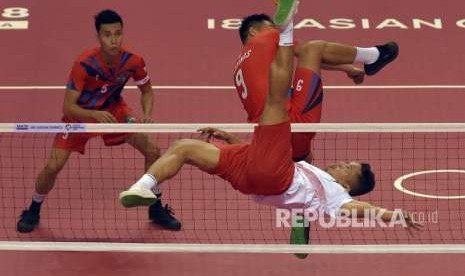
[17,209,40,233]
[148,199,181,231]
[364,41,399,76]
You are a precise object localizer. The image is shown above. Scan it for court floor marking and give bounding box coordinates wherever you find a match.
[394,170,465,199]
[1,85,465,91]
[0,242,465,254]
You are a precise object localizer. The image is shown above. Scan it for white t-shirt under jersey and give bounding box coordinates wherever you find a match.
[253,161,353,218]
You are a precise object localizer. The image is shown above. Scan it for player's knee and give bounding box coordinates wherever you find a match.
[171,139,196,158]
[301,40,327,56]
[171,139,209,164]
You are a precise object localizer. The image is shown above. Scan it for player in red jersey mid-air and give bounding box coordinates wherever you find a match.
[234,9,398,162]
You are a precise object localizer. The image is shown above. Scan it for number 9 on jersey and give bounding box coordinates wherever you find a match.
[235,69,248,99]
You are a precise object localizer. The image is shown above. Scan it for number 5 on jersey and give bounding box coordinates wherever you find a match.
[235,69,248,99]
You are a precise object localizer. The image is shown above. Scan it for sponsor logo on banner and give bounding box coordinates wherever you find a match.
[15,124,29,131]
[64,123,86,132]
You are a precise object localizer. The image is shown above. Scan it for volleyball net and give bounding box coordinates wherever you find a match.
[1,123,465,253]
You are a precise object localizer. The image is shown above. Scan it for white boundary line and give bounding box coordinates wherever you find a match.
[394,170,465,199]
[1,85,465,90]
[0,242,465,254]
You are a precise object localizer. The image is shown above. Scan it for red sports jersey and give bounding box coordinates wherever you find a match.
[66,48,150,110]
[233,29,324,161]
[233,29,280,123]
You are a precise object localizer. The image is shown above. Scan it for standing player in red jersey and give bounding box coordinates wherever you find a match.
[17,9,181,233]
[234,13,399,162]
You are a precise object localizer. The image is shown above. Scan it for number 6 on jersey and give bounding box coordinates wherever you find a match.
[235,69,248,99]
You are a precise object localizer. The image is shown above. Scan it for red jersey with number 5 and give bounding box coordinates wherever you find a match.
[233,29,280,123]
[66,48,150,110]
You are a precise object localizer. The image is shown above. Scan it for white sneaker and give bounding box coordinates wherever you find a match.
[119,187,157,208]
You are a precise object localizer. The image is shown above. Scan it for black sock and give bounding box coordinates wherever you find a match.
[29,200,42,213]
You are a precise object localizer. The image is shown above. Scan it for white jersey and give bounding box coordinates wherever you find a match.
[253,162,353,218]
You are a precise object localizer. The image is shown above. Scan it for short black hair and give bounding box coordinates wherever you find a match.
[349,163,375,196]
[239,13,274,44]
[94,9,123,32]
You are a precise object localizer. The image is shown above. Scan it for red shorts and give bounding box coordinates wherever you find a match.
[209,122,295,196]
[288,70,323,160]
[53,100,136,154]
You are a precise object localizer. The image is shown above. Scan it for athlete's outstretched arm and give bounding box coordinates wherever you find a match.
[341,200,423,233]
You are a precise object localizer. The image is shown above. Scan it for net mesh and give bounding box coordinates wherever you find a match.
[1,123,465,244]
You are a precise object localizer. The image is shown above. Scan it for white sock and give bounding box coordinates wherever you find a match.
[355,47,380,64]
[130,174,157,191]
[32,192,46,203]
[279,21,294,46]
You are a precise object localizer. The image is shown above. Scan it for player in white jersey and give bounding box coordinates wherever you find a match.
[254,161,362,218]
[185,127,422,233]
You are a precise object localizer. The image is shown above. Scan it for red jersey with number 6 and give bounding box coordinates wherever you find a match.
[233,29,280,123]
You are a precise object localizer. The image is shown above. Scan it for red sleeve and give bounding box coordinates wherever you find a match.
[133,57,150,86]
[66,62,87,92]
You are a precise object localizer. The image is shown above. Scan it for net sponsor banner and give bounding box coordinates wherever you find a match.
[5,123,465,133]
[14,123,86,133]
